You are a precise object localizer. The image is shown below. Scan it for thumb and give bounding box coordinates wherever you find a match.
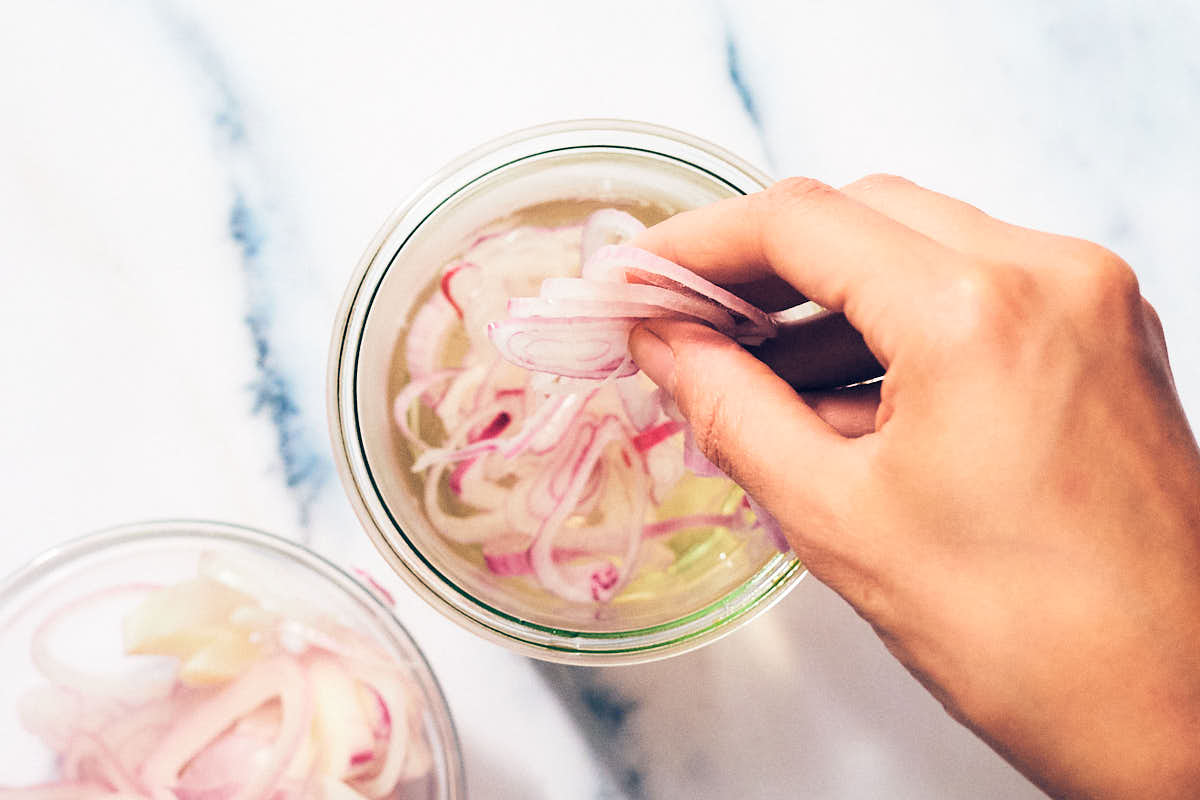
[629,319,854,533]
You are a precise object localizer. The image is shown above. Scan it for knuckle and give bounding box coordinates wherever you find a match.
[933,263,1037,350]
[754,177,839,261]
[763,176,837,210]
[844,172,915,196]
[1061,241,1140,321]
[1088,252,1139,303]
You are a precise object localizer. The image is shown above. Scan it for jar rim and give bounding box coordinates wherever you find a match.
[327,119,805,665]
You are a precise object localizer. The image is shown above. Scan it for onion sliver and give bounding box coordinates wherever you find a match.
[616,376,661,432]
[582,244,775,337]
[487,317,640,379]
[140,656,311,800]
[439,261,479,318]
[528,417,647,603]
[538,277,737,333]
[580,208,645,262]
[404,292,458,386]
[683,427,725,478]
[345,667,409,799]
[746,494,790,552]
[392,369,462,445]
[508,296,699,325]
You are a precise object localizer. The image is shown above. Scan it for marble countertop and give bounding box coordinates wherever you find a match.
[2,1,1197,797]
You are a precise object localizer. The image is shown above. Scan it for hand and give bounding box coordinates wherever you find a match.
[628,175,1200,800]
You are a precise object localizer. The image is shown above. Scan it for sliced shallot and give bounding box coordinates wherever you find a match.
[487,317,640,380]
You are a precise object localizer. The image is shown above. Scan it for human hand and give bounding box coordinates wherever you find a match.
[628,176,1200,800]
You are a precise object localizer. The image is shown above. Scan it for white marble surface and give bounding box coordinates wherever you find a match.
[1,1,1198,797]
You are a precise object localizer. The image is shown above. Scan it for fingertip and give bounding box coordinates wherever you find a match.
[628,322,676,394]
[630,199,775,287]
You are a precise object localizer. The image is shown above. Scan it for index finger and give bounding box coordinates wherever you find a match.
[634,178,963,361]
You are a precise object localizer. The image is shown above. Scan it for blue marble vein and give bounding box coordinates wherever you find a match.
[537,664,645,799]
[718,4,775,175]
[580,683,637,732]
[724,28,761,130]
[153,1,326,523]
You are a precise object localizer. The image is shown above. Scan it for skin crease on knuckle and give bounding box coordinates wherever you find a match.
[755,177,842,254]
[764,175,839,208]
[842,172,918,197]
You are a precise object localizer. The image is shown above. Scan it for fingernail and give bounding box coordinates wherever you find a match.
[629,324,676,394]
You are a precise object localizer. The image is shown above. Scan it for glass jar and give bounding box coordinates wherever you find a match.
[328,119,804,665]
[0,519,464,798]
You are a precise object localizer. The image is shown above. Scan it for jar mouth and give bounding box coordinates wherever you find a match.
[0,518,465,798]
[328,119,805,665]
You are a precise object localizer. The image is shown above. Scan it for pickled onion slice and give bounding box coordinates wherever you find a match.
[13,575,433,799]
[582,244,776,338]
[580,208,645,262]
[534,278,737,332]
[487,317,640,380]
[397,214,794,607]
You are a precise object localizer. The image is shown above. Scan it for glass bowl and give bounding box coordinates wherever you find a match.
[328,119,805,665]
[0,519,464,798]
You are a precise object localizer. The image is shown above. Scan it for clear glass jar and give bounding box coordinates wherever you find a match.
[0,519,464,798]
[328,119,805,665]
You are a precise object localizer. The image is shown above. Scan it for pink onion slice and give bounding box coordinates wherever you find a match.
[582,245,776,337]
[446,408,511,495]
[489,393,569,457]
[422,459,509,545]
[518,392,590,456]
[631,420,683,453]
[404,293,458,387]
[439,261,479,318]
[746,494,790,552]
[487,317,640,379]
[482,513,753,577]
[528,417,647,603]
[63,731,140,792]
[645,440,684,505]
[580,209,645,262]
[410,391,568,472]
[615,376,661,432]
[349,568,396,607]
[481,534,536,576]
[345,668,408,798]
[392,369,462,445]
[507,296,696,326]
[140,656,311,800]
[538,277,736,333]
[683,427,725,478]
[643,513,747,539]
[480,534,597,577]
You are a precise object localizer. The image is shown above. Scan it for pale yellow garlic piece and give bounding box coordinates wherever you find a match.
[176,626,262,687]
[124,577,262,687]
